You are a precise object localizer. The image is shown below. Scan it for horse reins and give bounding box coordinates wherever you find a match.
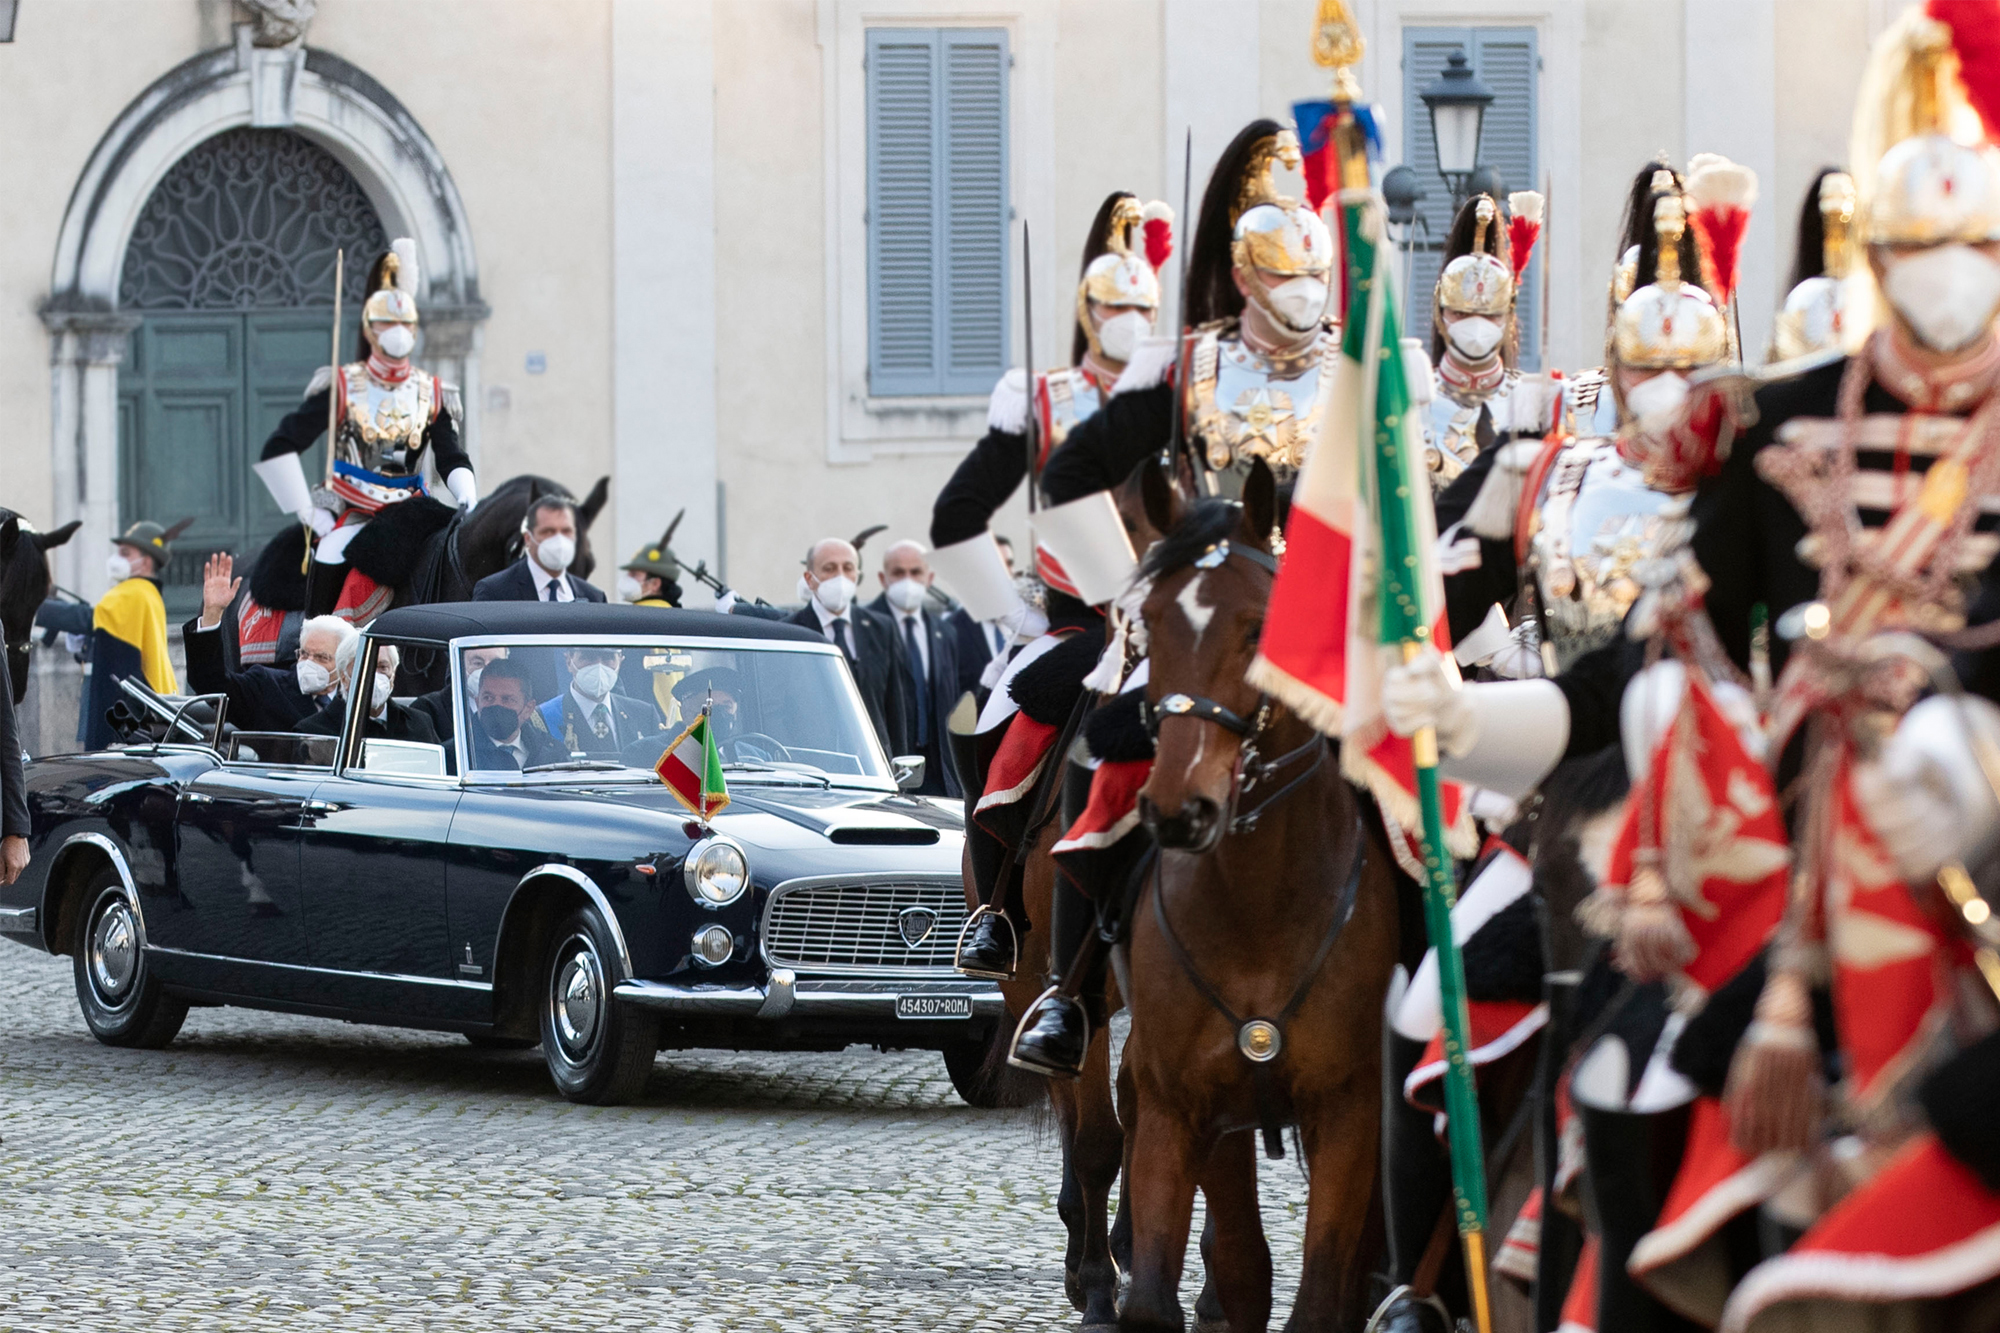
[1139,534,1360,1159]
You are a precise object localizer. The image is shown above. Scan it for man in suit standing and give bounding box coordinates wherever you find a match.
[869,540,961,796]
[471,495,607,603]
[788,537,906,757]
[467,658,566,771]
[183,553,350,732]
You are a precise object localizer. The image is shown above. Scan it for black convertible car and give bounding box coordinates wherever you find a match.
[2,603,1013,1106]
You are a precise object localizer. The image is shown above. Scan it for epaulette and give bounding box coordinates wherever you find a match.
[1464,438,1549,540]
[304,364,335,398]
[985,367,1029,434]
[441,381,464,427]
[1110,336,1177,396]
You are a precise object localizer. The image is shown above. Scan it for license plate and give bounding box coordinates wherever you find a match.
[895,994,972,1019]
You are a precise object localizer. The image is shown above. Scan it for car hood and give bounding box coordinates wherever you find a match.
[546,781,960,846]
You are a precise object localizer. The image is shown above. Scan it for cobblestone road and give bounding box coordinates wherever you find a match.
[0,950,1308,1331]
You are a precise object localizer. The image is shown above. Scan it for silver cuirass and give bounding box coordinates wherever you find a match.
[338,363,437,478]
[1184,322,1335,492]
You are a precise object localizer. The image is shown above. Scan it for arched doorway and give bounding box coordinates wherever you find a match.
[116,128,386,615]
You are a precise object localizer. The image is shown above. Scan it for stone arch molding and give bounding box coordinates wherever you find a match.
[42,26,488,597]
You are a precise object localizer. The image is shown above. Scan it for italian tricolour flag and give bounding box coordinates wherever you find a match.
[655,711,731,820]
[1245,121,1473,862]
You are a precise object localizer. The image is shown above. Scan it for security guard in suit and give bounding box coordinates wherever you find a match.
[536,645,664,762]
[868,539,961,796]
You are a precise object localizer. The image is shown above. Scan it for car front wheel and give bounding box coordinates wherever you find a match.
[539,906,658,1104]
[72,866,187,1048]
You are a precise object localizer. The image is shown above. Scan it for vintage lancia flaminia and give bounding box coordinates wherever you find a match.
[0,603,1014,1106]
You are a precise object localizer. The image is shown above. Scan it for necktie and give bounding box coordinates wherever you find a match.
[832,617,854,661]
[544,579,557,602]
[991,624,1006,655]
[591,703,612,740]
[903,614,928,744]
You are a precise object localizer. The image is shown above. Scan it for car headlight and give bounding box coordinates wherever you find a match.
[691,923,734,966]
[682,836,748,907]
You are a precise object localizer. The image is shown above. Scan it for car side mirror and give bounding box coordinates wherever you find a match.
[891,754,926,791]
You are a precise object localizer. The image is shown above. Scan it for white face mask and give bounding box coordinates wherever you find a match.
[1623,370,1691,432]
[532,532,575,574]
[813,574,857,615]
[370,672,394,712]
[1265,276,1330,332]
[463,666,484,698]
[375,324,416,359]
[1445,315,1505,362]
[106,554,133,583]
[616,572,644,603]
[296,659,331,696]
[794,575,814,604]
[1096,310,1152,364]
[885,578,929,613]
[1882,243,2000,352]
[572,662,618,700]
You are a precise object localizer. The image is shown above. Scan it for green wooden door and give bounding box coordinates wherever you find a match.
[114,127,386,618]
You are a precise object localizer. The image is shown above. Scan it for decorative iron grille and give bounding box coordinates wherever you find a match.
[118,128,385,311]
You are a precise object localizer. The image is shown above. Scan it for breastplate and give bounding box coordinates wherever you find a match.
[1185,325,1332,488]
[339,364,435,475]
[1527,437,1687,669]
[1039,366,1105,458]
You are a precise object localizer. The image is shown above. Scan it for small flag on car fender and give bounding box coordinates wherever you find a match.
[655,709,730,820]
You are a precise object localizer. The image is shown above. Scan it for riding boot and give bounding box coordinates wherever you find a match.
[956,807,1021,980]
[1008,755,1099,1078]
[1577,1102,1700,1333]
[1381,1030,1455,1304]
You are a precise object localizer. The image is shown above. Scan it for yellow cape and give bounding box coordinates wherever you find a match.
[94,577,178,694]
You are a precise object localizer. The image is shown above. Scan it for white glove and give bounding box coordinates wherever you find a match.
[306,507,337,538]
[1436,522,1483,576]
[1380,646,1477,756]
[445,466,478,512]
[713,588,738,615]
[1854,694,2000,884]
[996,601,1050,647]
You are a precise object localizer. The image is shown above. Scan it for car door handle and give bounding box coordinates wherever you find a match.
[182,792,214,805]
[301,800,338,814]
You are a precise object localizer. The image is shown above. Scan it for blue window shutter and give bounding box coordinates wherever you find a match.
[1400,26,1540,368]
[940,29,1009,394]
[868,29,941,396]
[867,27,1009,397]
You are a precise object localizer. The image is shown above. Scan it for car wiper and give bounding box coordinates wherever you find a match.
[522,759,627,773]
[722,763,831,788]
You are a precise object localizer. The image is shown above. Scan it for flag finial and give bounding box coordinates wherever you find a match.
[1311,0,1364,101]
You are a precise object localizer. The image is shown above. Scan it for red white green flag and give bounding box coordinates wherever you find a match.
[655,711,730,820]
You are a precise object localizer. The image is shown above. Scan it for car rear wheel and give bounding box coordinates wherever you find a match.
[942,1023,1044,1109]
[72,866,187,1049]
[539,906,658,1104]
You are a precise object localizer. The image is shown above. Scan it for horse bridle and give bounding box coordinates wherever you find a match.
[1138,538,1325,835]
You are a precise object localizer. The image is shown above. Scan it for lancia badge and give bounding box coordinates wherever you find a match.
[897,906,938,949]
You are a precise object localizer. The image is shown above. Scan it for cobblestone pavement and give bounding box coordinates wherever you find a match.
[0,950,1309,1331]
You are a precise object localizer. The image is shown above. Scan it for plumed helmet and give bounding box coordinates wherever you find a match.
[1228,129,1334,281]
[1074,194,1174,363]
[1613,193,1728,371]
[1435,195,1513,319]
[1866,133,2000,245]
[362,238,421,327]
[1775,171,1857,360]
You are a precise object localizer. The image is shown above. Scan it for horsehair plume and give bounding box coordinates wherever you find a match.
[1685,157,1758,305]
[390,237,420,296]
[1141,201,1175,271]
[1506,190,1544,285]
[1929,0,2000,141]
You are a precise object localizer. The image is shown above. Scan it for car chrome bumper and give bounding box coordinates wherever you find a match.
[610,969,1006,1021]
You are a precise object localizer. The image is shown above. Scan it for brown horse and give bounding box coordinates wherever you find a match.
[1121,463,1399,1332]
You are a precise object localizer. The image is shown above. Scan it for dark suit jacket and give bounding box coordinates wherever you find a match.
[409,684,463,741]
[293,696,442,744]
[468,721,567,771]
[788,604,907,756]
[471,558,606,604]
[182,618,321,733]
[0,652,27,840]
[537,689,663,759]
[868,594,963,796]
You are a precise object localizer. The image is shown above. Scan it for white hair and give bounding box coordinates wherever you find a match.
[332,632,396,687]
[299,615,355,653]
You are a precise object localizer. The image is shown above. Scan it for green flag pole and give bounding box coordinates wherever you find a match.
[1330,101,1495,1333]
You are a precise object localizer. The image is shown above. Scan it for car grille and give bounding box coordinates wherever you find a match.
[762,876,967,973]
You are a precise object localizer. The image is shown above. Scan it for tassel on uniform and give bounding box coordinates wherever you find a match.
[1615,856,1698,982]
[1723,965,1824,1156]
[1463,440,1544,541]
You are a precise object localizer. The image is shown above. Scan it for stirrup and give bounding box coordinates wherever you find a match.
[1361,1285,1456,1333]
[953,903,1018,981]
[1006,984,1089,1080]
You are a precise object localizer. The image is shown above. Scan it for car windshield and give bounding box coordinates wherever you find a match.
[452,639,891,786]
